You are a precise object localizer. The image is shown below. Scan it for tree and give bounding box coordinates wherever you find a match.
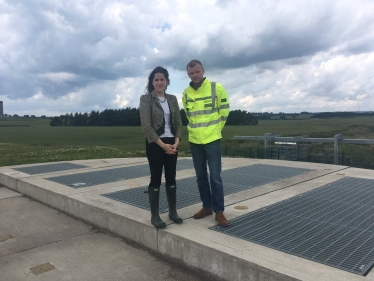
[226,110,258,125]
[49,107,265,127]
[50,116,61,126]
[71,112,88,126]
[60,114,69,126]
[255,112,271,120]
[129,108,140,126]
[88,110,100,126]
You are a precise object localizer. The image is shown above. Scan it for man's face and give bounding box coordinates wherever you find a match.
[187,64,205,84]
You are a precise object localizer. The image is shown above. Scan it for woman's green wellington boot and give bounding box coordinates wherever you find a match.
[148,186,166,229]
[165,184,183,224]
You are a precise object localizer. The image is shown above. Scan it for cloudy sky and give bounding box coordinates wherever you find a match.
[1,0,374,116]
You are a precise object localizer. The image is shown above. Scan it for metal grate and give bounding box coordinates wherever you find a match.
[211,177,374,276]
[174,158,195,170]
[222,164,310,193]
[13,163,88,175]
[102,164,312,213]
[46,159,194,188]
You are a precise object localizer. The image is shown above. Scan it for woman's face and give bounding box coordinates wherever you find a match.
[152,73,167,95]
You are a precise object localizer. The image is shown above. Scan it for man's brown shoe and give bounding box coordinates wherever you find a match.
[215,212,228,227]
[193,208,213,219]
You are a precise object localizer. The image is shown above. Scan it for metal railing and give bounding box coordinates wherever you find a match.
[233,133,374,165]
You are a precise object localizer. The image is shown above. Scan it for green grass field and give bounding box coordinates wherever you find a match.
[1,116,374,167]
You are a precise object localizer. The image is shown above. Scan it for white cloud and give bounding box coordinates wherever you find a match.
[0,0,373,116]
[39,72,77,84]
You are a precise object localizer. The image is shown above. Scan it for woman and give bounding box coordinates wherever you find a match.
[139,66,183,229]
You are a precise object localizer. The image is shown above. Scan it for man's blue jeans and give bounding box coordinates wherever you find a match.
[189,140,224,213]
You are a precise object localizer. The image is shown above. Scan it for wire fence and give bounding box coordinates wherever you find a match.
[219,145,374,170]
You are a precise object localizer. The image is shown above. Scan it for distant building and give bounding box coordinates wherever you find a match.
[0,101,3,116]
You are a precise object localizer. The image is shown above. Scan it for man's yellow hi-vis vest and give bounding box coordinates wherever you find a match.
[182,78,230,144]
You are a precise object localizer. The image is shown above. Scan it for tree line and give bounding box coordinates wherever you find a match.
[50,108,258,126]
[310,111,374,118]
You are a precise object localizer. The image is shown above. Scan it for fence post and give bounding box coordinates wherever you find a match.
[264,133,268,159]
[334,134,343,165]
[264,133,274,159]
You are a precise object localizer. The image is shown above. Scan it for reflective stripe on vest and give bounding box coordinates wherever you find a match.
[219,104,230,109]
[211,82,216,109]
[184,92,194,104]
[185,104,229,117]
[184,81,217,111]
[188,116,227,128]
[195,96,211,101]
[186,108,219,117]
[184,82,216,106]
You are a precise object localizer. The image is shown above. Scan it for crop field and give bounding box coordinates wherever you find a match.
[0,116,374,167]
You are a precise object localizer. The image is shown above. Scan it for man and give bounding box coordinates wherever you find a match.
[182,60,230,227]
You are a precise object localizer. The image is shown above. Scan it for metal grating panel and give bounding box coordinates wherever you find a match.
[211,177,374,276]
[102,164,312,213]
[222,164,310,193]
[13,163,88,175]
[46,159,194,188]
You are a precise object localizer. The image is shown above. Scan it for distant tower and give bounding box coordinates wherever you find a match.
[0,101,3,116]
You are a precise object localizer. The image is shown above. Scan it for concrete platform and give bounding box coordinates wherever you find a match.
[1,157,374,281]
[0,185,220,281]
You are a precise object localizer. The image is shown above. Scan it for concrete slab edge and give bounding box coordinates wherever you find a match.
[0,171,159,252]
[158,231,300,281]
[0,173,17,190]
[63,197,158,251]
